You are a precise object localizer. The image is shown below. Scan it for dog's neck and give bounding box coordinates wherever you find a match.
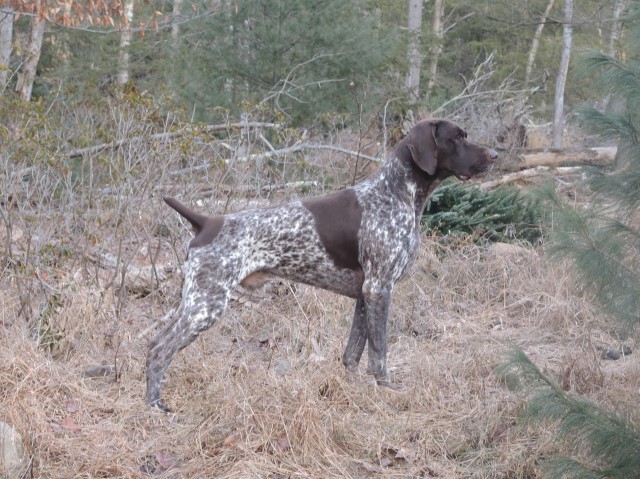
[372,151,449,221]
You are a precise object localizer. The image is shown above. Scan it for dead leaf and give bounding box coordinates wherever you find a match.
[61,415,81,433]
[272,437,291,454]
[395,447,409,460]
[65,399,78,413]
[223,434,237,447]
[155,451,178,470]
[377,443,414,468]
[356,460,379,473]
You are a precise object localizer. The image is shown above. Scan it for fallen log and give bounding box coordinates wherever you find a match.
[480,165,584,190]
[507,146,616,171]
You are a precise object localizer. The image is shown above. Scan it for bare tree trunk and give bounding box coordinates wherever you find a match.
[604,0,628,112]
[425,0,444,99]
[0,6,13,91]
[608,0,627,58]
[15,2,45,101]
[552,0,573,148]
[117,0,134,86]
[524,0,556,83]
[404,0,424,100]
[171,0,182,49]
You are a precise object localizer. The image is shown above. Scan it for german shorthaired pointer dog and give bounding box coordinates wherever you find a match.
[146,119,498,411]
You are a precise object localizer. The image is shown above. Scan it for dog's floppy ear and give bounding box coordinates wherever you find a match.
[407,120,439,175]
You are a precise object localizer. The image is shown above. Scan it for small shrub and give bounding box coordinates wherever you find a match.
[423,181,544,245]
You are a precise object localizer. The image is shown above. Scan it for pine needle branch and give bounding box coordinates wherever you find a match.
[496,347,640,478]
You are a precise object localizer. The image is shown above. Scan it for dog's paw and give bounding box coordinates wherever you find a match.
[375,377,406,392]
[148,398,173,413]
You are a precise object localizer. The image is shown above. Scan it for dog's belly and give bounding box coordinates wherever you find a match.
[270,263,364,299]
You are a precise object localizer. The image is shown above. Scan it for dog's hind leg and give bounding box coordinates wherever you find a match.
[145,288,230,411]
[146,257,236,411]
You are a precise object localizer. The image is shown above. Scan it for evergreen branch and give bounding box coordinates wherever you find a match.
[605,220,640,246]
[581,51,640,100]
[546,201,640,324]
[577,220,640,286]
[423,182,544,244]
[497,347,640,478]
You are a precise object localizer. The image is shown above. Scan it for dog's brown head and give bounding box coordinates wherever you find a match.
[398,119,498,180]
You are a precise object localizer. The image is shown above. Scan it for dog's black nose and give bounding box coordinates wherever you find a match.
[489,149,498,161]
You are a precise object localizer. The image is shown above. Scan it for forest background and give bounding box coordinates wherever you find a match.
[1,0,626,139]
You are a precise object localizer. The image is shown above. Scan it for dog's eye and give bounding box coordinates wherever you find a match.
[456,133,465,141]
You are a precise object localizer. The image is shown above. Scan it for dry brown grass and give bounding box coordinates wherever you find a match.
[1,106,637,478]
[2,235,638,478]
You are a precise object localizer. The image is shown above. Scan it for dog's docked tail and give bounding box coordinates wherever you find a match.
[163,197,208,234]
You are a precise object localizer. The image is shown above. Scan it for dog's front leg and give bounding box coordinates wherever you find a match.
[342,294,367,372]
[362,282,392,384]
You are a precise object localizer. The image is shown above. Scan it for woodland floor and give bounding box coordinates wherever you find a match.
[1,227,637,478]
[0,115,635,478]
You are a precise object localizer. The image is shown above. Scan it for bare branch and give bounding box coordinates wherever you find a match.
[258,51,350,116]
[64,121,282,159]
[167,141,382,178]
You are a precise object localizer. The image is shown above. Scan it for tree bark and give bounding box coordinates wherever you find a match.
[117,0,134,86]
[608,0,628,58]
[404,0,424,100]
[604,0,628,112]
[524,0,556,84]
[15,2,45,101]
[172,0,183,49]
[0,6,13,91]
[552,0,573,148]
[425,0,444,99]
[511,146,616,171]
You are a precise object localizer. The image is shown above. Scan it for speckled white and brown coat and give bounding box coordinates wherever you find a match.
[146,119,498,411]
